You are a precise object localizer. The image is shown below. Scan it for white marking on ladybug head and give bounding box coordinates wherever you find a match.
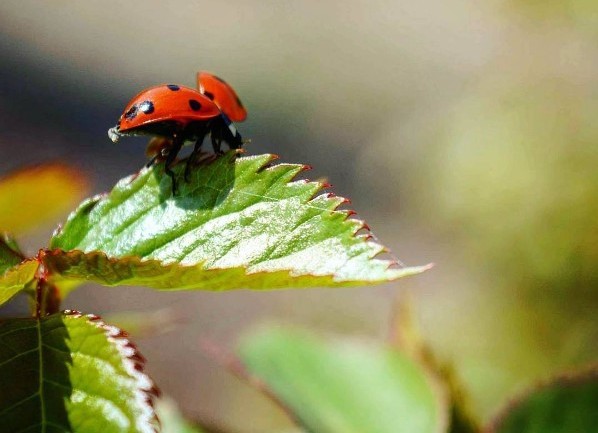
[221,113,239,137]
[228,122,237,137]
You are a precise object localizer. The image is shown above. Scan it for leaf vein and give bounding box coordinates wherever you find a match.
[0,324,37,338]
[43,378,70,391]
[41,343,70,356]
[0,392,39,416]
[0,347,38,368]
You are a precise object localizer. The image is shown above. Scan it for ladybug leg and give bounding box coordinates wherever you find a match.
[146,146,169,168]
[164,135,184,195]
[145,153,160,168]
[211,135,223,155]
[210,123,224,155]
[228,129,244,150]
[185,130,208,182]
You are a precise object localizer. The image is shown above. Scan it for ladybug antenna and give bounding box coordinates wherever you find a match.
[108,126,121,143]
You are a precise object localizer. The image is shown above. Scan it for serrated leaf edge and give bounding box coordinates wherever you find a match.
[48,152,429,292]
[62,310,161,433]
[42,248,429,290]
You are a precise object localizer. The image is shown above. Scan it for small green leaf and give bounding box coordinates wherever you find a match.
[0,233,25,274]
[0,233,36,307]
[0,259,38,307]
[486,367,598,433]
[48,153,426,293]
[0,311,158,433]
[238,327,445,433]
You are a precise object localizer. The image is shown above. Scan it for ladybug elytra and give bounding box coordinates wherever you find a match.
[197,72,247,122]
[108,76,245,195]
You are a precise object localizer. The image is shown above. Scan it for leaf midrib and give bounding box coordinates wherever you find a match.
[36,318,46,433]
[86,168,305,261]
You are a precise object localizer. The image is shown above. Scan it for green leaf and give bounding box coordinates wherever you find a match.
[0,233,37,307]
[48,153,426,293]
[0,311,158,433]
[486,367,598,433]
[0,233,25,274]
[238,327,445,433]
[0,260,38,307]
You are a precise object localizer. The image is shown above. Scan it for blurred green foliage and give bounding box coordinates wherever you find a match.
[402,18,598,418]
[508,0,598,31]
[423,80,598,317]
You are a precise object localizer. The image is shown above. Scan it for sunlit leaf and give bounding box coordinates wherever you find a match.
[238,327,445,433]
[48,153,426,295]
[0,233,25,274]
[0,163,89,235]
[0,311,158,432]
[0,260,38,307]
[485,366,598,433]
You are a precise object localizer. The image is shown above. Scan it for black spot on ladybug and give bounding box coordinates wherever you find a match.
[124,105,138,120]
[204,91,215,100]
[139,100,154,114]
[167,84,180,91]
[189,99,202,111]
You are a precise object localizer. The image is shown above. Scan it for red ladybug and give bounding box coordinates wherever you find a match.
[108,83,244,195]
[197,72,247,122]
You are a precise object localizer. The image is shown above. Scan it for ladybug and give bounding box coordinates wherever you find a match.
[197,71,247,122]
[108,83,244,195]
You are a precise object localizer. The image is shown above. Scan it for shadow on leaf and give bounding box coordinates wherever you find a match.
[152,151,238,209]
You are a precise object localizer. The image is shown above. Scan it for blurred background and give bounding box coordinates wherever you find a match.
[0,1,596,431]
